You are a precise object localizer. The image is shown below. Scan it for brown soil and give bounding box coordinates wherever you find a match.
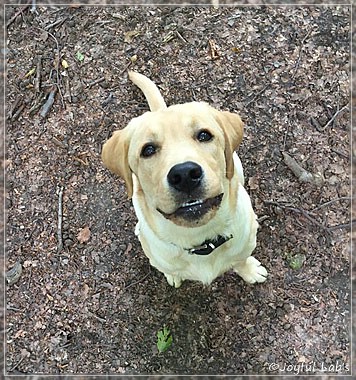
[4,2,352,376]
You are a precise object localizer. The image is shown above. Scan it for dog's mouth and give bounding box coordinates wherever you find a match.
[158,193,223,222]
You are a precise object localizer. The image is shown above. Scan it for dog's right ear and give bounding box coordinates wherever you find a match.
[102,128,133,198]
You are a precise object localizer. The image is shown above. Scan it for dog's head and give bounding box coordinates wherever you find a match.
[102,102,243,227]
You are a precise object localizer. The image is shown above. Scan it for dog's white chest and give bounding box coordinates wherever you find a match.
[133,174,260,286]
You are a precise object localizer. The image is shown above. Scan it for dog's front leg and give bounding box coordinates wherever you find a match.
[164,273,183,288]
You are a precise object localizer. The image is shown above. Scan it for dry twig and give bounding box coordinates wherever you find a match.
[57,185,64,252]
[44,17,67,30]
[7,96,23,120]
[124,271,151,290]
[291,27,315,80]
[35,27,65,108]
[245,83,271,107]
[8,356,25,373]
[11,104,26,121]
[87,310,107,323]
[119,61,133,75]
[63,75,72,102]
[283,152,324,186]
[87,77,105,88]
[35,55,42,93]
[319,104,349,131]
[265,200,352,233]
[312,197,351,212]
[40,86,57,118]
[29,95,44,115]
[327,221,354,232]
[6,3,30,28]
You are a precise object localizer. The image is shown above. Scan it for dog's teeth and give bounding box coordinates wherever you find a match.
[183,200,203,207]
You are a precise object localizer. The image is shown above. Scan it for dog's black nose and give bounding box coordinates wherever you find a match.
[167,161,203,193]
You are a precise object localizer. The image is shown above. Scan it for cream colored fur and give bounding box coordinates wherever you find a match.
[102,71,268,287]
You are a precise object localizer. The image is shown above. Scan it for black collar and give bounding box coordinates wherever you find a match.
[187,234,233,256]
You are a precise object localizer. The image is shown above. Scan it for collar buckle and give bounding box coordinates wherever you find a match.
[188,235,233,256]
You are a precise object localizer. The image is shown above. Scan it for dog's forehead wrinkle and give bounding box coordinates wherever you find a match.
[133,121,190,146]
[130,105,222,140]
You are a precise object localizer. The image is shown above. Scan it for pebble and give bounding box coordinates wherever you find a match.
[64,238,74,247]
[283,303,293,312]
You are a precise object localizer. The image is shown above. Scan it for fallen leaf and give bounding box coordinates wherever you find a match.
[124,30,141,43]
[82,283,90,298]
[62,59,69,69]
[39,30,48,42]
[248,176,259,190]
[46,293,54,301]
[80,194,88,202]
[124,243,133,255]
[77,226,91,244]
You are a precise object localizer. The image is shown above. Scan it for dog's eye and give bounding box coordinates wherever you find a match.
[197,130,213,142]
[141,143,157,158]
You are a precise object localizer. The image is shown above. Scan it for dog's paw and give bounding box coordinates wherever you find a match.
[164,273,183,288]
[234,256,268,284]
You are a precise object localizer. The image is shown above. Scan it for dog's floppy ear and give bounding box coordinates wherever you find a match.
[102,128,133,198]
[213,110,244,180]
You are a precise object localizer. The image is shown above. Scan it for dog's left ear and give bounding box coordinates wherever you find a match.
[213,110,244,179]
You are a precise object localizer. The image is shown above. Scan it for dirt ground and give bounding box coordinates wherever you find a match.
[4,2,352,377]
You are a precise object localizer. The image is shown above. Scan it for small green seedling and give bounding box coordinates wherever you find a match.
[157,326,172,353]
[76,51,85,62]
[286,253,306,270]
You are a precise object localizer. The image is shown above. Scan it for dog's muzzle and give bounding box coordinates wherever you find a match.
[158,161,223,223]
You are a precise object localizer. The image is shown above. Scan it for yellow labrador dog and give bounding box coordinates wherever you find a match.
[102,71,267,287]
